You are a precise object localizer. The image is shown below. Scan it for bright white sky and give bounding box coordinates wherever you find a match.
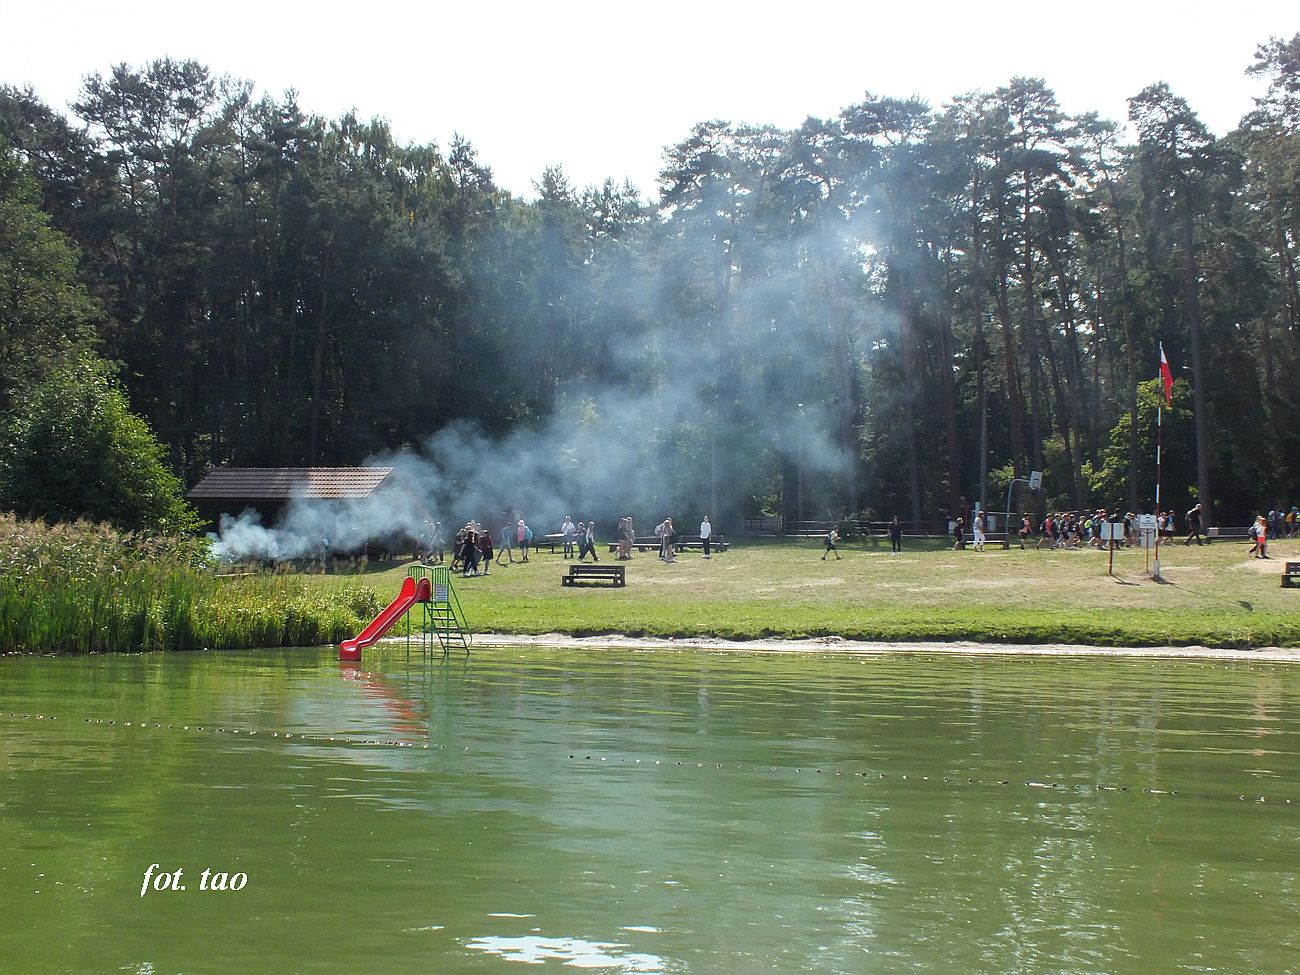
[4,1,1298,199]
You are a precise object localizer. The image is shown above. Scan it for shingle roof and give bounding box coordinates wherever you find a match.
[187,467,396,501]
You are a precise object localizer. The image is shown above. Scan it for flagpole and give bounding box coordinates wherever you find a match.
[1153,341,1168,581]
[1154,401,1163,580]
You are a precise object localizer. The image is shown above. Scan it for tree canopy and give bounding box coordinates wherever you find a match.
[4,42,1300,531]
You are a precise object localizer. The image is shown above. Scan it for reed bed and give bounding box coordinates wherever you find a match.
[0,516,379,653]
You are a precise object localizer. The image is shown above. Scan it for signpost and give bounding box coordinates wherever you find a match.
[1137,514,1158,574]
[1099,522,1124,575]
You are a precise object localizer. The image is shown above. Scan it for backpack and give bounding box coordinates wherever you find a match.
[524,526,533,542]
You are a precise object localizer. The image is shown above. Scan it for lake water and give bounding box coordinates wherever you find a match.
[1,647,1297,974]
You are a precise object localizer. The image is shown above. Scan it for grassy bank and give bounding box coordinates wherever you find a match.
[7,521,1298,653]
[0,517,380,652]
[305,535,1300,650]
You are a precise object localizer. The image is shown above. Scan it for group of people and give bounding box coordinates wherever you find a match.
[450,521,496,576]
[421,513,718,574]
[1027,509,1146,551]
[950,513,993,551]
[1261,506,1300,540]
[559,516,601,562]
[421,519,536,576]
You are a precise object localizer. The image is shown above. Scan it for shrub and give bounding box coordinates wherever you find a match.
[2,356,201,534]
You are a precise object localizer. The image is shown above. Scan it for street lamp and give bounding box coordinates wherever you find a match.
[796,403,805,524]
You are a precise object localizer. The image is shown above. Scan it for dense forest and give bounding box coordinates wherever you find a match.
[3,38,1300,534]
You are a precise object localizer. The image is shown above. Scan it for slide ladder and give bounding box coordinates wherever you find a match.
[417,566,472,656]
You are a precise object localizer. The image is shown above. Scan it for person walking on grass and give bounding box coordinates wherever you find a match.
[657,517,676,562]
[822,526,842,561]
[517,519,532,562]
[577,520,599,561]
[972,512,986,552]
[428,521,445,565]
[477,523,493,575]
[1251,515,1270,559]
[952,517,965,550]
[700,516,713,559]
[1184,503,1205,546]
[449,525,465,572]
[1018,515,1031,550]
[1036,514,1053,550]
[889,516,902,554]
[618,516,635,560]
[459,522,479,577]
[497,522,515,566]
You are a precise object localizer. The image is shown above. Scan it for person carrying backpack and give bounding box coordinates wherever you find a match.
[823,526,842,560]
[517,520,533,562]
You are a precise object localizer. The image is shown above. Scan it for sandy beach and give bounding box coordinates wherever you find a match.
[467,632,1300,662]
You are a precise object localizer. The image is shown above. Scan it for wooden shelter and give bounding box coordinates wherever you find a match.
[188,466,401,520]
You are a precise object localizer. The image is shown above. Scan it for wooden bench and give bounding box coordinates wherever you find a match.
[608,535,665,554]
[1282,562,1300,588]
[675,534,728,553]
[607,534,729,554]
[1208,526,1254,542]
[561,563,626,587]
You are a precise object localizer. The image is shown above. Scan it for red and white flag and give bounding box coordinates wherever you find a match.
[1159,343,1174,405]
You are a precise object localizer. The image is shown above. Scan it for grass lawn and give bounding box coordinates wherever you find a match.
[302,536,1300,649]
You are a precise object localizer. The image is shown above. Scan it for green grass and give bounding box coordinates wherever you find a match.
[7,519,1297,652]
[303,536,1300,650]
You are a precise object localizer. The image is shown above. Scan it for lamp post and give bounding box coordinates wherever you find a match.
[796,403,805,525]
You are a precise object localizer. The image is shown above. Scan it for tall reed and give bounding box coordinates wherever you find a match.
[0,516,379,652]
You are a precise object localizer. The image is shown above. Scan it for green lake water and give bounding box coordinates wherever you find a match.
[1,647,1297,974]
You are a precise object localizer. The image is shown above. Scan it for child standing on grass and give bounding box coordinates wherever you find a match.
[822,527,842,561]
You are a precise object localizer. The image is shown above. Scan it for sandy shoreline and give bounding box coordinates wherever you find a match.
[466,632,1300,662]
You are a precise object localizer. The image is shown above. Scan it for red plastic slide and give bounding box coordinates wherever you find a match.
[339,576,430,661]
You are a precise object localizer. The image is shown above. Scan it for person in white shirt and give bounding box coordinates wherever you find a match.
[700,516,713,559]
[560,516,576,559]
[973,512,986,552]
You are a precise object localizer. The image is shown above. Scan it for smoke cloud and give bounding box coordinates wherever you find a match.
[208,162,872,562]
[208,371,851,562]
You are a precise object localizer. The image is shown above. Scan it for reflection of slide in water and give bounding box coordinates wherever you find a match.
[339,575,430,661]
[338,664,428,738]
